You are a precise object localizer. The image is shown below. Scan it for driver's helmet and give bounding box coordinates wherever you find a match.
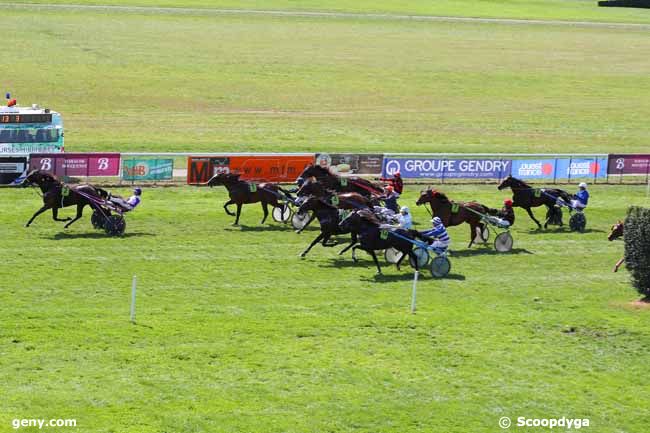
[431,216,443,226]
[385,185,394,193]
[394,171,401,178]
[578,182,587,189]
[504,199,513,207]
[400,206,409,214]
[296,177,305,187]
[133,187,142,196]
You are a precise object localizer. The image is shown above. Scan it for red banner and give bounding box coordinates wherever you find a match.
[29,153,121,177]
[608,154,650,175]
[187,155,314,184]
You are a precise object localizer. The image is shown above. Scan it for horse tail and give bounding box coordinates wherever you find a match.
[484,206,500,216]
[94,187,110,199]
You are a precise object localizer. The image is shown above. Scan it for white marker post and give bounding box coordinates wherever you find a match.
[130,275,137,323]
[410,271,419,314]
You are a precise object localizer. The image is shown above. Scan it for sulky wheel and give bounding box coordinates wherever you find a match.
[384,247,404,264]
[409,247,430,269]
[91,210,104,229]
[291,211,312,230]
[104,214,126,236]
[494,231,514,252]
[430,256,451,278]
[569,212,586,233]
[272,204,293,223]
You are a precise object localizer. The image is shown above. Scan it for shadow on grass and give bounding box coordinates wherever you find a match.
[225,224,294,232]
[365,272,466,283]
[449,247,533,257]
[523,227,605,234]
[51,231,155,240]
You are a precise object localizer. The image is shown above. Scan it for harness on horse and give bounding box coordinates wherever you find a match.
[451,203,460,213]
[248,183,257,193]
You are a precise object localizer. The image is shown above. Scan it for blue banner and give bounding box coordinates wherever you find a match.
[510,159,557,179]
[555,158,608,179]
[382,158,511,179]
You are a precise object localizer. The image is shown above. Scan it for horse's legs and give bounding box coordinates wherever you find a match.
[52,207,72,222]
[300,232,325,258]
[351,245,359,262]
[338,233,358,255]
[63,204,85,228]
[234,203,242,225]
[467,224,476,248]
[223,200,235,216]
[260,202,269,224]
[614,257,625,272]
[25,205,49,227]
[369,250,382,274]
[525,207,542,229]
[401,250,419,272]
[321,233,337,247]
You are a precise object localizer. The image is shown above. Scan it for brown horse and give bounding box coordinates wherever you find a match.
[497,175,574,229]
[296,164,383,198]
[416,189,496,248]
[21,170,109,229]
[608,221,625,272]
[207,173,290,225]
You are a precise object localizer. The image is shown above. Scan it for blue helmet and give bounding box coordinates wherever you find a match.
[133,187,142,196]
[431,217,442,226]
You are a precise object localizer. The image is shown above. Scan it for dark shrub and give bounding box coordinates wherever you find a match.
[624,206,650,299]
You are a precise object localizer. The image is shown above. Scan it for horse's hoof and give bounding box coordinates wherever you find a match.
[24,224,30,228]
[613,267,619,273]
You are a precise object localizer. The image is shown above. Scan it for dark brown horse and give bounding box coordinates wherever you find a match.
[207,173,290,225]
[338,209,419,275]
[608,220,625,272]
[296,164,383,198]
[416,189,496,248]
[497,175,574,229]
[296,195,358,258]
[21,170,109,229]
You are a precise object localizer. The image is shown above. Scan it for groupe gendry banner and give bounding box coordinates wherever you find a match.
[511,157,608,180]
[122,159,173,181]
[29,153,121,177]
[0,156,28,185]
[381,157,512,179]
[608,154,650,175]
[315,153,383,175]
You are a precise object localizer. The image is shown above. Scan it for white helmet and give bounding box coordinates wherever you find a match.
[400,206,409,213]
[579,182,587,189]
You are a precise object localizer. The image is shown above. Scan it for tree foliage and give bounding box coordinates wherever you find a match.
[624,206,650,298]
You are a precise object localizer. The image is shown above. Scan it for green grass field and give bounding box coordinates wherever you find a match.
[2,185,650,433]
[1,2,649,154]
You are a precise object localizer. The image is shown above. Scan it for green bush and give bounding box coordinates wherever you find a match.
[624,206,650,299]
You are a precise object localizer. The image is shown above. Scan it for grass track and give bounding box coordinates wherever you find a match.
[1,3,649,154]
[1,184,649,432]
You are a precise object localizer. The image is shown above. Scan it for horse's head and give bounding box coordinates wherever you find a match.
[416,188,435,206]
[608,220,624,241]
[22,170,56,187]
[497,175,515,190]
[206,173,226,187]
[296,177,324,197]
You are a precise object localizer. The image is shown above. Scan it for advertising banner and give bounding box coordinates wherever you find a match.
[122,159,173,181]
[381,157,511,179]
[555,158,608,179]
[608,154,650,175]
[29,153,121,177]
[187,155,315,184]
[315,153,383,175]
[510,159,557,179]
[0,143,64,154]
[0,156,28,184]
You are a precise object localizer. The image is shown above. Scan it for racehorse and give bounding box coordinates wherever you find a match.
[294,178,376,233]
[608,220,625,272]
[338,209,419,275]
[21,170,109,229]
[497,175,574,229]
[296,164,384,198]
[296,195,358,258]
[207,173,290,226]
[416,189,496,248]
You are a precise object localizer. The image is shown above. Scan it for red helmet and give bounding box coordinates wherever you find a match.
[394,171,401,177]
[504,199,513,207]
[385,185,394,192]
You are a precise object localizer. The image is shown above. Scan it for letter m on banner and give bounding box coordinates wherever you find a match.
[188,157,211,184]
